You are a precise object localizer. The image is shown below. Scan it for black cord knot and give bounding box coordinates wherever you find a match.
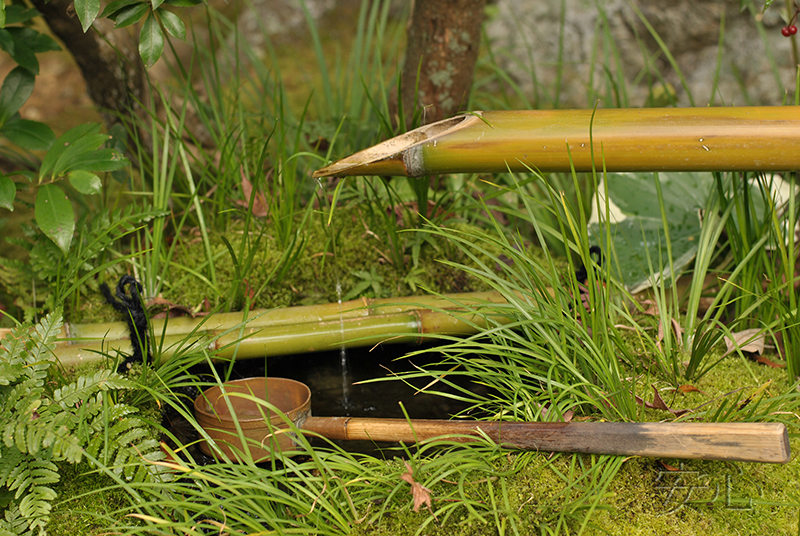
[101,275,151,373]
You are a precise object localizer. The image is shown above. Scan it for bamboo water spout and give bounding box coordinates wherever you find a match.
[313,107,800,178]
[2,291,517,368]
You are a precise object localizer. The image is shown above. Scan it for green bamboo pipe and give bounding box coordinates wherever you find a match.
[10,291,516,368]
[313,107,800,178]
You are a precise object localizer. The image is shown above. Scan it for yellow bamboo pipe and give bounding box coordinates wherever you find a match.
[313,107,800,177]
[5,291,517,368]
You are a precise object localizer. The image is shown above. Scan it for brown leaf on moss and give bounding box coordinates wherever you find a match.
[754,355,785,368]
[659,460,680,471]
[400,461,433,514]
[723,328,765,356]
[236,167,269,217]
[635,386,691,417]
[677,384,706,395]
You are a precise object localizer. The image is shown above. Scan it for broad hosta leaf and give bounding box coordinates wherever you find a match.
[139,13,164,69]
[589,172,712,293]
[68,170,102,195]
[158,9,186,40]
[35,184,74,255]
[0,117,55,151]
[0,66,34,125]
[74,0,101,32]
[0,174,15,210]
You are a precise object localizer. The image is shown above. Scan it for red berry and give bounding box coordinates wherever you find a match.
[782,26,792,36]
[790,25,798,35]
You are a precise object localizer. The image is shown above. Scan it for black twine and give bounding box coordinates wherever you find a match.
[574,245,603,284]
[101,275,151,373]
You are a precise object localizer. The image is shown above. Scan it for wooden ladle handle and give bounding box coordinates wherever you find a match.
[302,418,790,463]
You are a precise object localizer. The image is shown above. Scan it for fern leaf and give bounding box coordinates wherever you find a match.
[53,369,131,409]
[18,484,56,521]
[0,447,23,487]
[29,310,63,367]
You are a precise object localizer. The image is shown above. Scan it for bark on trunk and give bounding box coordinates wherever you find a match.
[399,0,486,127]
[30,0,147,127]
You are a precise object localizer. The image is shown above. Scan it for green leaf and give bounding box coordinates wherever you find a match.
[100,0,141,18]
[68,171,102,195]
[151,0,166,11]
[111,3,149,29]
[0,29,60,74]
[0,30,14,56]
[139,13,164,69]
[158,9,186,40]
[0,117,56,151]
[0,67,34,126]
[163,0,203,6]
[588,172,712,293]
[75,0,101,32]
[0,2,6,28]
[4,6,40,25]
[35,184,74,255]
[37,122,130,178]
[0,175,15,210]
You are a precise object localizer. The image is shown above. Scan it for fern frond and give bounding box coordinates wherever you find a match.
[53,369,132,409]
[28,311,62,367]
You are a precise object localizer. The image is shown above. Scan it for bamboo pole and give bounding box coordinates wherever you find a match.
[313,107,800,177]
[5,291,516,368]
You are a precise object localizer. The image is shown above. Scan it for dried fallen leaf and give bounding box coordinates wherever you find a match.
[724,328,765,356]
[659,460,680,471]
[400,461,433,514]
[677,384,706,395]
[235,167,269,217]
[754,355,785,368]
[635,386,691,417]
[739,380,773,410]
[147,296,196,319]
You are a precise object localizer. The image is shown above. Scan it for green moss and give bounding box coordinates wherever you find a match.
[164,207,496,312]
[46,462,137,536]
[347,358,800,536]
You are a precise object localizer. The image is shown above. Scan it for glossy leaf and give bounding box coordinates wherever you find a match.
[163,0,203,6]
[139,13,164,69]
[111,3,149,29]
[100,0,141,18]
[35,183,74,255]
[0,175,15,210]
[0,66,34,125]
[75,0,101,32]
[0,117,56,151]
[0,2,6,28]
[68,170,102,195]
[158,9,186,40]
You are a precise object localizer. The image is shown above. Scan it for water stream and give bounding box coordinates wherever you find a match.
[335,281,353,413]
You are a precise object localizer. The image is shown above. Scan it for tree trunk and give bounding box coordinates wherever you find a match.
[30,0,147,128]
[399,0,486,127]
